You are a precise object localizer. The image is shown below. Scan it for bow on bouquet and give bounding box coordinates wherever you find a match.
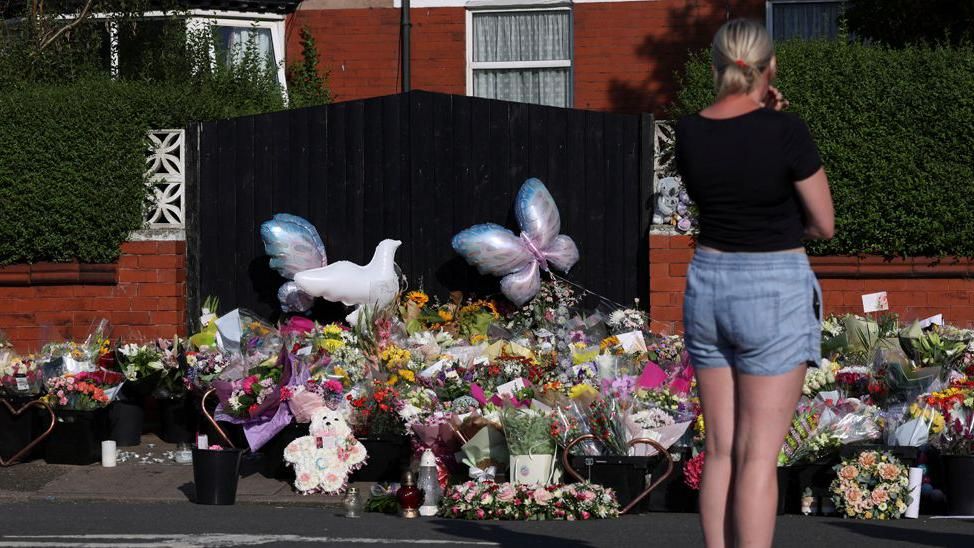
[454,412,509,482]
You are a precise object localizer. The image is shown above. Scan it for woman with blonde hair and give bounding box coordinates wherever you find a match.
[675,18,834,548]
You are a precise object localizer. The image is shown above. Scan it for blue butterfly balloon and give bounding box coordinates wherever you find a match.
[260,213,327,313]
[452,178,579,306]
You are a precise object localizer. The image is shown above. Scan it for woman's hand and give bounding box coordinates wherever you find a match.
[763,86,790,111]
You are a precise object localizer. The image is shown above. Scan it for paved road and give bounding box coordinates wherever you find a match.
[0,501,971,547]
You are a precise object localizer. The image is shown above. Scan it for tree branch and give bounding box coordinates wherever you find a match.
[37,0,96,51]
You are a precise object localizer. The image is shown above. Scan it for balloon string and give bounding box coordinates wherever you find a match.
[546,271,630,310]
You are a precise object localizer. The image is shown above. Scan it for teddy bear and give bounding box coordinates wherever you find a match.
[284,407,367,494]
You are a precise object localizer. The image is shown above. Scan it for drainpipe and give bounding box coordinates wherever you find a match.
[401,0,411,92]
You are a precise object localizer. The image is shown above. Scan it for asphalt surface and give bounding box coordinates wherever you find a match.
[0,501,971,548]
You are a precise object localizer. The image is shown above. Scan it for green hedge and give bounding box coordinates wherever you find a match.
[673,40,974,257]
[0,18,329,264]
[0,77,286,265]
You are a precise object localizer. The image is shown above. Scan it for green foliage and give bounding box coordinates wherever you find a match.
[0,6,331,263]
[845,0,974,47]
[287,27,333,109]
[673,39,974,257]
[0,79,148,264]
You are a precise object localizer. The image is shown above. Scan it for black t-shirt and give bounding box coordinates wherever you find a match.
[675,108,822,252]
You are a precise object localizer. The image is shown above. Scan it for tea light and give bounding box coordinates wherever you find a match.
[101,440,117,467]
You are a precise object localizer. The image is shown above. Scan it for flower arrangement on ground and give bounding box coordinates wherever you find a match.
[44,370,124,410]
[438,481,620,520]
[830,451,911,520]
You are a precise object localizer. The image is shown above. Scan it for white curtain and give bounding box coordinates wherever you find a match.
[474,69,570,107]
[220,26,275,68]
[472,11,571,107]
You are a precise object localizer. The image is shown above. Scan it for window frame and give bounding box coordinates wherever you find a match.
[765,0,846,41]
[465,5,574,107]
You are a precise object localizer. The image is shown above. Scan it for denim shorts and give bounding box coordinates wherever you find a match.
[683,249,822,376]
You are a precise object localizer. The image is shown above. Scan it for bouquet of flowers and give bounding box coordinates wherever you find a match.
[0,354,43,396]
[830,451,911,519]
[183,348,230,392]
[803,366,837,399]
[346,380,406,438]
[220,358,285,420]
[927,377,974,455]
[116,343,164,383]
[44,370,124,410]
[154,338,188,399]
[438,481,620,520]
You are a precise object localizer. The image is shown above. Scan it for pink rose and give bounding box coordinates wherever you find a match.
[533,488,554,505]
[581,511,591,520]
[496,486,516,503]
[475,508,486,519]
[576,490,596,502]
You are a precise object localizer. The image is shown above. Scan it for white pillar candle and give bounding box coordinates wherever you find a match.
[906,467,923,519]
[101,440,117,467]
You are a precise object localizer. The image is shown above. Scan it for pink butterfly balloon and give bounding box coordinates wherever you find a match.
[452,178,579,306]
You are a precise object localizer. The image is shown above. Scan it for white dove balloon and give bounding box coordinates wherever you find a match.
[260,214,401,323]
[452,178,579,306]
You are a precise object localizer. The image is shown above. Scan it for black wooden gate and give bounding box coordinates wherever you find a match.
[186,91,654,323]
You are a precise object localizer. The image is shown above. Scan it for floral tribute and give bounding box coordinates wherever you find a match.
[284,406,367,494]
[830,451,911,520]
[438,481,620,520]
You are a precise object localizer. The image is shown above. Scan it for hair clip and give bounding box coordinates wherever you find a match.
[734,59,747,68]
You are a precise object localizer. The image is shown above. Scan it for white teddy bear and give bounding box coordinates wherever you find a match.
[284,407,367,494]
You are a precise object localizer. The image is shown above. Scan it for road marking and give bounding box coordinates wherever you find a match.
[0,534,500,547]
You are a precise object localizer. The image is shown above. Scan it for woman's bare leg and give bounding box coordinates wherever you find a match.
[732,365,806,548]
[696,366,736,548]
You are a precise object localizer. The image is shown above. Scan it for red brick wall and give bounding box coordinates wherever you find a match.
[286,6,466,102]
[575,0,764,114]
[286,0,764,115]
[650,234,974,331]
[0,241,187,354]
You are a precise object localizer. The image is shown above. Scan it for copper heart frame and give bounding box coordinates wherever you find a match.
[560,434,675,515]
[0,398,56,467]
[200,388,236,449]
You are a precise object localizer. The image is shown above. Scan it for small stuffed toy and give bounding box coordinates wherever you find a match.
[284,407,367,494]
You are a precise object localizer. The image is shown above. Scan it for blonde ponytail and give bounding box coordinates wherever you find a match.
[712,19,773,99]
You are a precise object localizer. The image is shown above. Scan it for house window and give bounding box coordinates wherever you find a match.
[467,8,572,107]
[95,12,286,88]
[766,0,846,41]
[211,24,280,82]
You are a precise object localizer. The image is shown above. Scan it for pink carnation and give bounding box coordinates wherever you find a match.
[684,451,706,490]
[242,375,259,395]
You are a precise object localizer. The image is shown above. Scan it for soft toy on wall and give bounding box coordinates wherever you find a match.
[283,407,367,494]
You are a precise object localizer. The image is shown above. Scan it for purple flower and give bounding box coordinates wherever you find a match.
[677,218,693,232]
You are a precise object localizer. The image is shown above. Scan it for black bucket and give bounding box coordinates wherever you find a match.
[159,397,198,444]
[569,455,653,511]
[45,409,104,465]
[943,456,974,515]
[108,399,145,446]
[351,437,411,482]
[260,422,308,479]
[192,447,244,505]
[0,396,40,463]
